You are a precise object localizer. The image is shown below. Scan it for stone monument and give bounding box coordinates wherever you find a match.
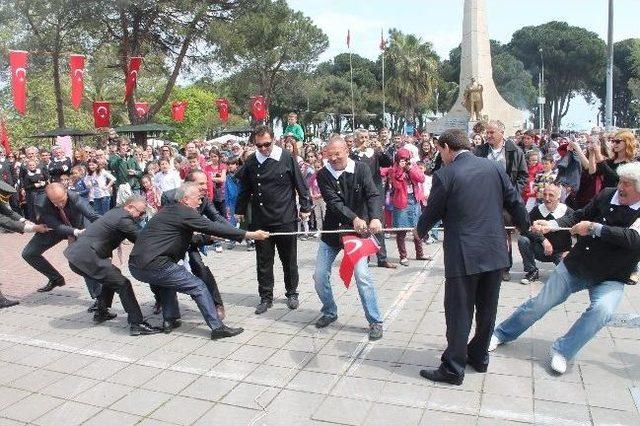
[426,0,524,136]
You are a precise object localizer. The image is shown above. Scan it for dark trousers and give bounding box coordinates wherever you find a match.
[22,233,102,298]
[255,231,299,302]
[69,260,143,324]
[517,235,562,273]
[395,231,424,259]
[150,247,223,308]
[130,263,222,330]
[441,270,502,378]
[375,204,389,263]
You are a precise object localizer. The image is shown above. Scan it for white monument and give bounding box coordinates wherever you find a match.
[427,0,524,136]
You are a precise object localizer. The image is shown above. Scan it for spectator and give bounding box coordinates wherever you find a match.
[69,165,89,200]
[109,138,142,196]
[523,150,544,211]
[283,112,304,142]
[533,154,557,203]
[140,174,161,215]
[204,147,227,215]
[594,130,637,188]
[84,158,116,215]
[21,159,48,222]
[153,158,182,193]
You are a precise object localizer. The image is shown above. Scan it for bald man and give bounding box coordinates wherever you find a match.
[22,183,102,301]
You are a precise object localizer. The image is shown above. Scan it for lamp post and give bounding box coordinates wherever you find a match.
[605,0,614,131]
[537,48,545,135]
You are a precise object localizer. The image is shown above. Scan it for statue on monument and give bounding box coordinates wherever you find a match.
[463,77,484,121]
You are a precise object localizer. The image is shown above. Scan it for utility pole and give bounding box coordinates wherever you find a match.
[537,48,545,135]
[605,0,614,131]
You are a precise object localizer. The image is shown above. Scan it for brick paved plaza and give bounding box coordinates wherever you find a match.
[0,232,638,425]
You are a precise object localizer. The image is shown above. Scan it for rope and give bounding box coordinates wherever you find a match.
[266,226,572,237]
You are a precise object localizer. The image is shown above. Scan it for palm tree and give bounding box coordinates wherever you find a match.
[386,29,440,128]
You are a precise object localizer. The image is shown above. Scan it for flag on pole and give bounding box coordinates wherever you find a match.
[338,235,380,288]
[0,118,11,156]
[92,101,111,128]
[124,56,142,101]
[379,29,387,51]
[171,101,187,121]
[346,29,351,48]
[9,50,28,115]
[250,96,267,121]
[134,102,149,118]
[69,54,85,110]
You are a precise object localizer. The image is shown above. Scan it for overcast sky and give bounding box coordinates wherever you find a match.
[288,0,639,129]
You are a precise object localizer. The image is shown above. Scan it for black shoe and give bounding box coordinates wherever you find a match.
[152,301,162,315]
[37,279,65,293]
[286,295,299,310]
[87,301,98,313]
[93,310,117,324]
[130,322,163,336]
[162,319,182,334]
[0,298,19,309]
[467,361,488,373]
[419,368,463,386]
[255,300,272,315]
[502,270,511,282]
[210,325,244,340]
[520,269,539,285]
[315,315,338,328]
[369,323,383,340]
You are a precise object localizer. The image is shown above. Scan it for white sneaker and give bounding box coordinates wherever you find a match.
[488,334,502,352]
[550,349,567,374]
[215,246,223,253]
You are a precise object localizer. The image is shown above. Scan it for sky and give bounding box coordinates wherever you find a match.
[288,0,639,130]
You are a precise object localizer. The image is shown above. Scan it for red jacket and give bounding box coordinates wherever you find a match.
[523,162,544,201]
[390,164,425,209]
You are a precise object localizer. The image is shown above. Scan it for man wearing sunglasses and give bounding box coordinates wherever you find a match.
[236,125,313,314]
[65,195,162,335]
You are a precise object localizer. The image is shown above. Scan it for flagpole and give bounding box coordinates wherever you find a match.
[348,30,356,131]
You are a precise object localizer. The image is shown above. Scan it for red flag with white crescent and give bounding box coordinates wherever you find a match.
[171,101,187,122]
[124,56,142,100]
[92,101,111,128]
[338,235,380,288]
[134,102,149,118]
[0,118,11,156]
[69,54,85,109]
[216,98,229,122]
[9,50,28,115]
[250,95,267,121]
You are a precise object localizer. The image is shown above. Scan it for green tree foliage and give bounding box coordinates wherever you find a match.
[509,21,606,130]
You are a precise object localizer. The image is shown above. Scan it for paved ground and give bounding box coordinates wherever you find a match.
[0,232,639,425]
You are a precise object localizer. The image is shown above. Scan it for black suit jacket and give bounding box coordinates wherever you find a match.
[39,190,100,239]
[474,139,528,195]
[64,208,139,279]
[0,201,25,233]
[417,151,530,278]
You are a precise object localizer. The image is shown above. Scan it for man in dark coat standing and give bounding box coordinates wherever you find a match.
[415,129,529,385]
[236,125,313,315]
[64,195,161,335]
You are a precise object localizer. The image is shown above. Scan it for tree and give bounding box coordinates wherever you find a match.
[385,29,439,126]
[509,21,606,130]
[210,0,328,120]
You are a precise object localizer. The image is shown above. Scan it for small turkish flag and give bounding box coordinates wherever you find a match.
[216,98,229,122]
[9,50,28,115]
[69,54,85,109]
[172,101,187,122]
[250,95,267,121]
[0,118,11,156]
[346,29,351,49]
[379,29,386,51]
[134,102,149,118]
[124,56,142,100]
[92,101,110,128]
[338,235,380,288]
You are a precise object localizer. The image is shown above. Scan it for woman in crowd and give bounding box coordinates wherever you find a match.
[389,148,428,266]
[84,158,116,215]
[522,150,544,211]
[21,158,48,221]
[593,129,637,188]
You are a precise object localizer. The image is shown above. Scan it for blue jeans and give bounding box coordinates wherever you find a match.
[129,262,222,330]
[91,196,111,216]
[494,261,624,359]
[313,241,382,324]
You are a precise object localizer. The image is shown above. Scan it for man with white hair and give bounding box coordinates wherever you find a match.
[490,162,640,374]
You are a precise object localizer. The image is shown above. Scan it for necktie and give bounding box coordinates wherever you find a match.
[57,206,76,243]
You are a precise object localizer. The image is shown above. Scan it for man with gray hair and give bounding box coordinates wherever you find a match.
[491,162,640,374]
[129,183,269,339]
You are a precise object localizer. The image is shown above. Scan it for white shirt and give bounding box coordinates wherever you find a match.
[153,170,182,193]
[256,145,283,164]
[325,158,356,180]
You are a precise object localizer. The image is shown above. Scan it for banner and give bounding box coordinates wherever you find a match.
[171,101,187,122]
[250,95,267,121]
[338,235,380,288]
[124,56,142,100]
[92,101,110,128]
[56,136,73,159]
[9,50,28,115]
[69,54,85,109]
[134,102,149,118]
[216,98,229,122]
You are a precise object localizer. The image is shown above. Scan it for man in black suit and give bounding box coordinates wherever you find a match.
[236,125,313,315]
[350,129,396,268]
[157,170,236,324]
[21,183,102,297]
[64,195,161,335]
[0,180,50,308]
[415,128,529,385]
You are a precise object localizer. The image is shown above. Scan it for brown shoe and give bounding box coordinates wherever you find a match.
[378,261,397,269]
[416,255,432,261]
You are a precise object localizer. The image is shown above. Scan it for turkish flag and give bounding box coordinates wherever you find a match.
[250,95,267,121]
[0,119,11,156]
[92,101,110,128]
[134,102,149,118]
[69,54,85,109]
[216,98,229,122]
[9,50,28,115]
[172,101,187,122]
[338,235,380,288]
[124,56,142,100]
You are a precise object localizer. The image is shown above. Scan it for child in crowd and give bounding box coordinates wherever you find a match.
[84,158,116,215]
[69,165,89,199]
[224,157,242,249]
